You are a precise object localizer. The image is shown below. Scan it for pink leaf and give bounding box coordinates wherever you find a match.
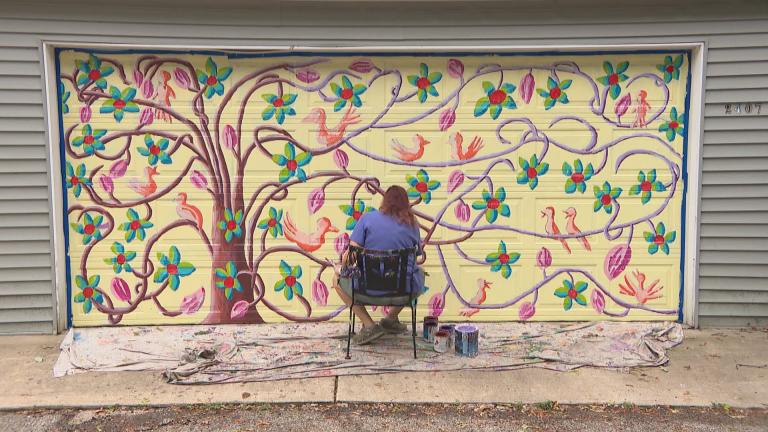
[295,68,320,84]
[428,292,445,317]
[141,79,154,99]
[454,200,470,223]
[518,301,536,321]
[312,279,329,306]
[615,93,632,119]
[230,300,250,320]
[604,244,632,280]
[180,287,205,315]
[133,69,144,87]
[333,149,349,169]
[173,68,191,89]
[189,170,208,190]
[591,289,605,314]
[98,175,114,194]
[447,170,464,193]
[80,106,92,123]
[536,247,552,269]
[308,188,325,214]
[520,71,535,104]
[222,124,237,150]
[139,108,154,126]
[349,59,375,73]
[109,159,129,178]
[110,277,131,302]
[447,59,464,78]
[335,233,350,256]
[438,108,456,131]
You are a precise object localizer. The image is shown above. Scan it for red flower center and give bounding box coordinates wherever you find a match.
[608,73,619,85]
[130,220,141,230]
[340,88,353,100]
[527,167,538,179]
[267,219,276,227]
[669,121,679,129]
[83,224,95,235]
[113,99,126,110]
[149,145,161,155]
[116,254,126,264]
[88,70,101,80]
[167,264,178,275]
[83,287,94,298]
[549,87,562,99]
[415,182,428,193]
[226,220,237,231]
[273,98,284,107]
[568,289,578,299]
[489,90,506,105]
[285,275,296,287]
[352,211,362,220]
[206,76,217,86]
[498,253,509,264]
[84,135,95,145]
[654,234,665,245]
[416,77,431,89]
[71,176,79,185]
[286,160,298,171]
[666,65,675,73]
[571,173,584,183]
[224,276,235,288]
[601,194,612,206]
[641,180,652,192]
[487,198,500,209]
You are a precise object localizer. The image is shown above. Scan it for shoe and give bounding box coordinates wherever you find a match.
[380,317,408,334]
[352,324,386,345]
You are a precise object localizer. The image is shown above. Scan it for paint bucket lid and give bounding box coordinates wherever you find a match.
[455,324,478,334]
[435,330,449,337]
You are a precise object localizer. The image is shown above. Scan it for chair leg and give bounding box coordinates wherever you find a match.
[351,311,356,335]
[346,304,354,360]
[411,302,417,359]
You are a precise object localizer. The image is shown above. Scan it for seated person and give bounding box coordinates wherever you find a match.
[334,185,425,345]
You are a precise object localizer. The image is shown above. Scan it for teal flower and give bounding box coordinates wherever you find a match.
[593,181,622,214]
[274,260,303,301]
[659,107,685,142]
[257,207,284,238]
[65,162,91,198]
[74,274,104,314]
[554,279,588,311]
[104,242,136,274]
[484,240,520,279]
[406,169,440,204]
[537,76,572,110]
[70,212,104,245]
[597,61,629,100]
[217,208,243,242]
[215,261,242,300]
[72,124,107,156]
[137,134,172,166]
[629,169,666,204]
[272,142,311,183]
[407,63,442,103]
[644,222,676,255]
[75,54,114,90]
[119,208,153,243]
[562,159,594,194]
[340,199,374,230]
[99,85,139,122]
[261,93,297,125]
[331,76,366,112]
[59,82,70,114]
[517,154,549,190]
[153,246,196,290]
[196,57,233,99]
[472,188,510,223]
[474,81,517,119]
[657,54,684,83]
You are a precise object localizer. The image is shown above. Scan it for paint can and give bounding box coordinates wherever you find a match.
[423,316,438,341]
[433,330,450,353]
[438,324,455,350]
[454,324,479,357]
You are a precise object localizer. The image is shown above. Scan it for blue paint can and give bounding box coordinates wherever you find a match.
[454,324,479,357]
[423,316,438,341]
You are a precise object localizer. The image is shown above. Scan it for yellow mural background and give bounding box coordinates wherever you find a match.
[58,50,689,326]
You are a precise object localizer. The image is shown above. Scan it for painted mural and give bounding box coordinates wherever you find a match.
[56,49,690,326]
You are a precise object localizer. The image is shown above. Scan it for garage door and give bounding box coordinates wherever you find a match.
[55,48,691,326]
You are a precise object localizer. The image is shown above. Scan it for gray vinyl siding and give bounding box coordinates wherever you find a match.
[0,0,766,332]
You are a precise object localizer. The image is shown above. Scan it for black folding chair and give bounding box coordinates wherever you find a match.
[342,245,421,359]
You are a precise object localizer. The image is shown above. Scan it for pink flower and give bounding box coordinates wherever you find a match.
[230,300,250,320]
[518,301,535,320]
[180,287,205,315]
[447,59,464,78]
[173,68,191,89]
[222,124,237,150]
[139,108,153,126]
[80,106,92,123]
[536,247,552,269]
[295,68,320,84]
[110,277,131,302]
[335,233,350,256]
[312,279,329,306]
[447,170,464,193]
[349,59,375,73]
[308,188,325,214]
[615,93,632,119]
[428,292,445,317]
[141,79,154,99]
[133,69,144,87]
[591,289,605,314]
[333,149,349,169]
[520,71,535,104]
[190,170,208,190]
[109,159,129,178]
[454,200,470,222]
[98,175,114,194]
[438,108,456,131]
[604,244,632,280]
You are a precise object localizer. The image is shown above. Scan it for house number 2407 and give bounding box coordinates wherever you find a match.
[724,103,762,115]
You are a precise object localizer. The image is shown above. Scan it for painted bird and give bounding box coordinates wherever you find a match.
[303,107,360,147]
[541,206,572,254]
[631,89,651,128]
[459,278,492,317]
[128,166,159,198]
[153,71,176,123]
[283,212,339,252]
[174,192,203,229]
[391,134,429,162]
[563,207,591,251]
[450,132,484,161]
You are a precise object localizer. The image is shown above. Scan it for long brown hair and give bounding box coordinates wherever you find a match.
[379,185,417,227]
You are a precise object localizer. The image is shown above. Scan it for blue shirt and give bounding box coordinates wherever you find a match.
[350,211,420,251]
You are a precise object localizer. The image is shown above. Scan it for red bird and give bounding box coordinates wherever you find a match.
[174,192,203,229]
[541,206,571,254]
[391,134,430,162]
[128,166,159,198]
[303,107,360,147]
[450,132,483,161]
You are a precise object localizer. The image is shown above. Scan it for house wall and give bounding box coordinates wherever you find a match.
[0,0,766,333]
